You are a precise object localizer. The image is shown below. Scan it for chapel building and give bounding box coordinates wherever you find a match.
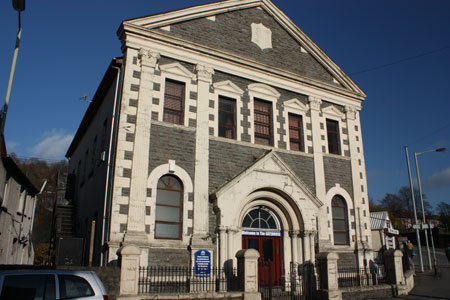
[65,0,372,276]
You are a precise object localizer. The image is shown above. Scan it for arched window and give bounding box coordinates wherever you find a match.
[332,195,349,245]
[242,207,279,230]
[155,175,183,239]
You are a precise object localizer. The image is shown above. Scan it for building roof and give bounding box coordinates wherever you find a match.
[65,57,123,158]
[1,156,39,196]
[370,211,391,230]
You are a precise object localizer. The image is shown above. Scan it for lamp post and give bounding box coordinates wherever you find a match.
[1,0,25,137]
[414,147,446,271]
[404,146,424,272]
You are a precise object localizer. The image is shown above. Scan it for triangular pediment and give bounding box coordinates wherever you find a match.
[248,83,280,99]
[121,0,366,99]
[284,98,307,112]
[212,151,323,208]
[213,80,244,96]
[159,62,195,79]
[322,105,345,120]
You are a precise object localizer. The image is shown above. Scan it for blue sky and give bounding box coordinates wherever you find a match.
[1,0,449,212]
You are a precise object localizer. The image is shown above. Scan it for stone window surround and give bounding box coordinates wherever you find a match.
[325,184,355,249]
[146,161,194,246]
[282,98,308,152]
[322,105,345,156]
[247,83,281,148]
[155,61,358,159]
[158,62,195,127]
[212,80,244,141]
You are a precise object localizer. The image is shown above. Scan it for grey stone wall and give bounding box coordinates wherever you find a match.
[337,252,357,268]
[209,139,316,195]
[148,123,196,180]
[209,139,266,193]
[323,156,353,199]
[277,152,315,194]
[159,8,336,85]
[148,248,190,267]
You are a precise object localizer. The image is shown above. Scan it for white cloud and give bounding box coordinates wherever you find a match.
[423,166,450,188]
[32,130,74,161]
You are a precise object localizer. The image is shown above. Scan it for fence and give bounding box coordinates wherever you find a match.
[258,261,317,300]
[337,265,386,288]
[138,266,238,294]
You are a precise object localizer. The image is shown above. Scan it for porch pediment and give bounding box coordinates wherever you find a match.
[212,151,323,208]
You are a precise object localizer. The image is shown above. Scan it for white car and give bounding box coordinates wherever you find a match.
[0,269,109,300]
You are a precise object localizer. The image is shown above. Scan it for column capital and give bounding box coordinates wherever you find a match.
[196,64,214,83]
[227,226,240,234]
[345,105,358,120]
[302,230,316,237]
[289,230,301,237]
[216,226,227,233]
[308,96,322,111]
[138,49,160,69]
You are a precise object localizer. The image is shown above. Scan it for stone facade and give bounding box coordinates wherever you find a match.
[66,0,371,273]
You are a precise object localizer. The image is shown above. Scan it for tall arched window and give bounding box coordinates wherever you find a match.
[332,195,349,245]
[155,175,183,240]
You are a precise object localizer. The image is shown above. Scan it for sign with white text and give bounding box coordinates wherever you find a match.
[242,230,281,237]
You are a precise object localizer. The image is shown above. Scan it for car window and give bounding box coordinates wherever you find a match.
[58,275,94,299]
[0,274,56,300]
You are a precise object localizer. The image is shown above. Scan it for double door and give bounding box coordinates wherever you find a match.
[242,235,283,286]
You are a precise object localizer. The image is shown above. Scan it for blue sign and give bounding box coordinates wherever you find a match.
[194,250,211,277]
[242,230,281,237]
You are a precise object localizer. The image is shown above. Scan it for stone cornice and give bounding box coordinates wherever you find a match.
[121,30,365,105]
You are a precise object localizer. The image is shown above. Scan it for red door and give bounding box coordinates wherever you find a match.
[242,235,283,286]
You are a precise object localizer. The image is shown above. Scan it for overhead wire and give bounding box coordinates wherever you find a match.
[348,45,450,76]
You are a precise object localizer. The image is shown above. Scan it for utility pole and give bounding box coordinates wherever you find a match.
[404,146,424,272]
[1,0,25,136]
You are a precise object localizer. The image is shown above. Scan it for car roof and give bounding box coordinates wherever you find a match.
[0,269,96,276]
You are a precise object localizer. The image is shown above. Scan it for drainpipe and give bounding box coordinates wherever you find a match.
[100,62,123,266]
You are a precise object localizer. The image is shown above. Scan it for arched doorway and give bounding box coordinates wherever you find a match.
[241,206,283,286]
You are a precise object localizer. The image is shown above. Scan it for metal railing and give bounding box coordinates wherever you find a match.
[258,261,317,300]
[337,265,386,288]
[138,266,238,294]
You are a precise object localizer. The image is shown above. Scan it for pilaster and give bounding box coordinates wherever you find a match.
[345,105,369,266]
[302,230,311,262]
[192,64,214,243]
[309,96,328,243]
[124,49,159,244]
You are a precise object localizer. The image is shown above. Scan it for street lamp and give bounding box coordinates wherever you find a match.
[404,146,424,272]
[1,0,26,137]
[414,147,446,271]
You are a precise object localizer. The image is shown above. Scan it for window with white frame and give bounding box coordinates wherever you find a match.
[218,96,236,139]
[163,79,185,125]
[155,175,183,240]
[332,195,349,245]
[326,119,340,155]
[254,99,273,146]
[288,113,304,152]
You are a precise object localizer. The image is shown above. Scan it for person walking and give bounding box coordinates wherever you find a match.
[407,240,415,258]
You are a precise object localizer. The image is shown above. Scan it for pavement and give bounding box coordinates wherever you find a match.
[383,248,450,300]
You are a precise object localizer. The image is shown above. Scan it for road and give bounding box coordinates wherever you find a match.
[383,248,450,300]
